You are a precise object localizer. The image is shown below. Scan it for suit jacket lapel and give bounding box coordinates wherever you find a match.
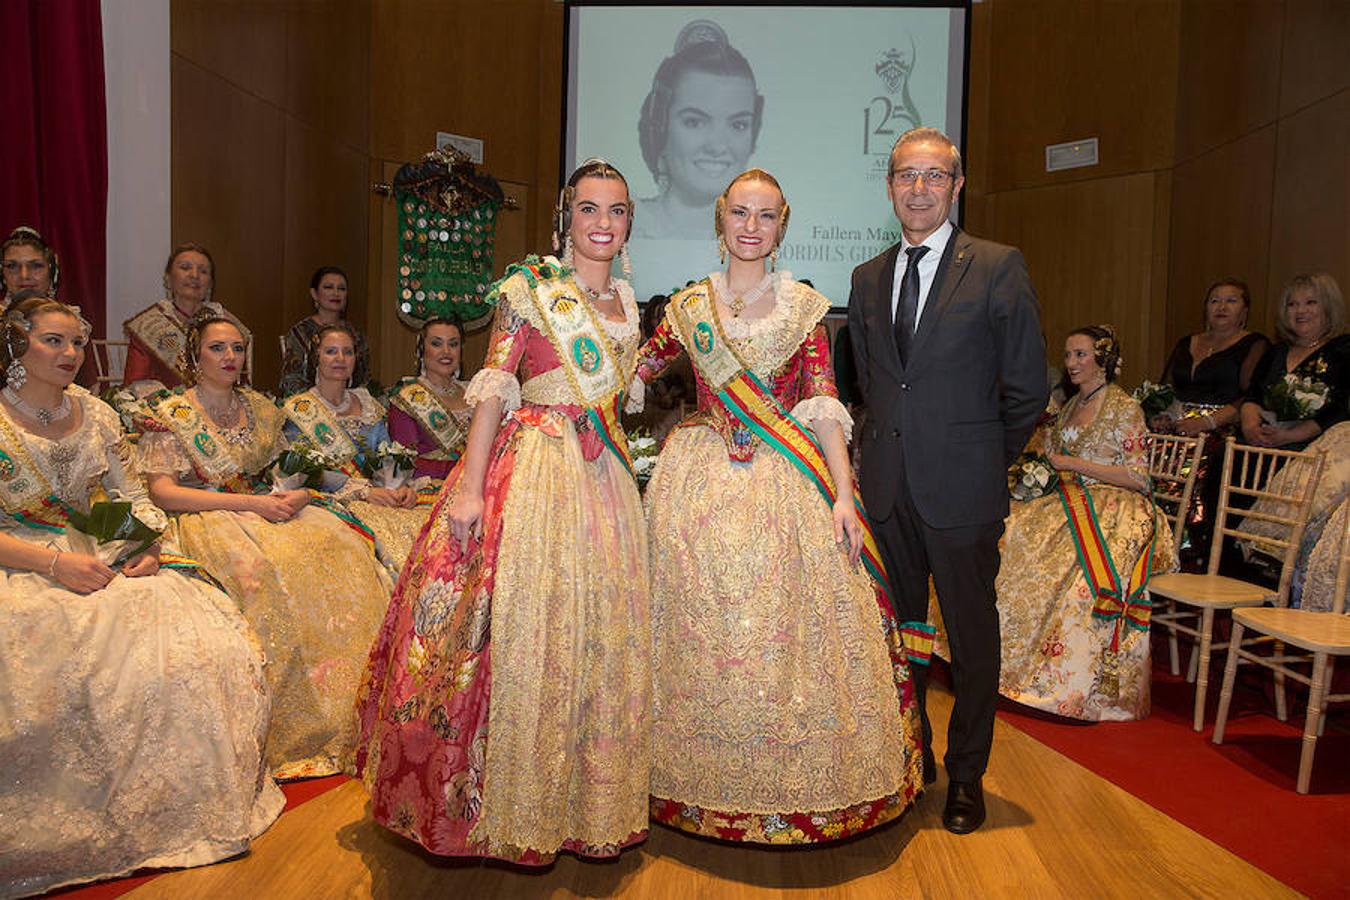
[911,228,972,364]
[875,242,904,374]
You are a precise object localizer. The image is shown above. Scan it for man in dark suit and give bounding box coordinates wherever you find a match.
[848,127,1047,834]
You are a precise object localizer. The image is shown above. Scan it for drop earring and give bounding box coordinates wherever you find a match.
[561,236,575,269]
[769,245,778,272]
[620,244,633,278]
[6,359,26,389]
[717,235,728,266]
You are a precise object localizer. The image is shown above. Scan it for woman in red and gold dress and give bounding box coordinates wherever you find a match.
[636,168,924,844]
[351,160,650,863]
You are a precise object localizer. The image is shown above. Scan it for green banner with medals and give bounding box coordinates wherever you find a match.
[392,148,504,330]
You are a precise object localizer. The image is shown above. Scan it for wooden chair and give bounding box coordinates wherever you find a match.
[1148,437,1325,731]
[1213,502,1350,792]
[1146,432,1204,675]
[90,339,128,390]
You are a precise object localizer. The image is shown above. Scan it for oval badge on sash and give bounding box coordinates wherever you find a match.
[694,321,715,355]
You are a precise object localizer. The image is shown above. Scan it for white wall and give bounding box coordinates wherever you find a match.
[102,0,171,334]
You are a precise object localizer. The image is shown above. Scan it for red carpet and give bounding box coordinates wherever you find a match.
[43,775,351,900]
[995,650,1350,900]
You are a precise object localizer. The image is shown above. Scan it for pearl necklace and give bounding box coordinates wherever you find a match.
[316,387,353,414]
[722,272,774,317]
[418,375,461,400]
[3,386,71,427]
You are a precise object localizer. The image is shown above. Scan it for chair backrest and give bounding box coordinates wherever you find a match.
[1210,436,1327,606]
[90,339,129,390]
[1147,432,1203,549]
[1331,502,1350,616]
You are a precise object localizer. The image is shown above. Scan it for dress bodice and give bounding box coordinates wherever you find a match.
[1052,384,1149,488]
[0,394,167,531]
[1162,331,1268,405]
[635,273,848,461]
[137,388,286,487]
[282,387,389,463]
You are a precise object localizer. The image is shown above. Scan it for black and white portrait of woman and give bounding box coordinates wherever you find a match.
[635,20,763,240]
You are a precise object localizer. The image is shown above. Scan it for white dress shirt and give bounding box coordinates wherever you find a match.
[890,219,955,331]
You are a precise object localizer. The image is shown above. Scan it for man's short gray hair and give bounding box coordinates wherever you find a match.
[888,127,964,180]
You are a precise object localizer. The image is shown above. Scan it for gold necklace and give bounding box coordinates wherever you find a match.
[723,272,773,317]
[194,386,240,425]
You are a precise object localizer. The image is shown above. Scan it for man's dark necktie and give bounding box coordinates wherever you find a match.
[894,245,929,367]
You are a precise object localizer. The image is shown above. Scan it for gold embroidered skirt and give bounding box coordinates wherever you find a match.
[170,504,394,778]
[645,424,921,843]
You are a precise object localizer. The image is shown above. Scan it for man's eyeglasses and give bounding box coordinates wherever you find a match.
[891,169,955,188]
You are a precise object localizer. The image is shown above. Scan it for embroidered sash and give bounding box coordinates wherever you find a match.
[389,380,467,462]
[518,262,633,473]
[1056,476,1157,642]
[0,412,72,530]
[124,301,250,379]
[669,280,933,663]
[282,391,365,477]
[142,390,257,489]
[0,409,222,586]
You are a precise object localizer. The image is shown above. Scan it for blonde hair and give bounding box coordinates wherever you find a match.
[713,168,791,245]
[1277,273,1345,343]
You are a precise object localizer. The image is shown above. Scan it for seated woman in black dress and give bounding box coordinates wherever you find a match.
[1155,278,1268,437]
[1155,279,1269,559]
[1240,273,1350,451]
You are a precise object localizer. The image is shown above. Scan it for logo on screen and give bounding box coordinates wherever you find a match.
[864,41,922,161]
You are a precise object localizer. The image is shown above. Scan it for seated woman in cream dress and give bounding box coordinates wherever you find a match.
[636,169,923,844]
[280,323,426,574]
[138,317,393,779]
[0,298,281,898]
[998,326,1177,721]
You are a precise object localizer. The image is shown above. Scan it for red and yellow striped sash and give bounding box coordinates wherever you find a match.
[1057,476,1155,645]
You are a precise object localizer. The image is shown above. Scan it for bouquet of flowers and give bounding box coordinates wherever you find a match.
[65,500,161,567]
[1262,371,1329,426]
[361,439,417,489]
[269,441,334,492]
[628,428,660,489]
[1132,380,1180,420]
[1008,451,1059,502]
[99,385,143,435]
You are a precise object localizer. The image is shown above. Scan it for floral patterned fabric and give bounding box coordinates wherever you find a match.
[0,396,283,898]
[138,388,394,778]
[636,277,923,843]
[351,269,650,863]
[996,385,1177,721]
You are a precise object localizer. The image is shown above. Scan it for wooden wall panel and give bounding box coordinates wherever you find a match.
[985,173,1165,387]
[986,0,1179,193]
[284,0,372,154]
[1267,89,1350,307]
[1173,0,1282,164]
[169,55,286,347]
[1278,0,1350,116]
[274,119,371,391]
[1167,126,1277,342]
[171,0,287,107]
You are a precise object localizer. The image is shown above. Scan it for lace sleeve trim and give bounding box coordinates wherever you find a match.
[790,395,854,443]
[624,374,644,414]
[465,367,521,414]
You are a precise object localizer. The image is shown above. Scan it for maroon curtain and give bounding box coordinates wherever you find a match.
[0,0,108,341]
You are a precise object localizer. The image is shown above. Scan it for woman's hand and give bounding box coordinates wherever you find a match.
[121,545,161,577]
[279,489,311,515]
[250,493,299,523]
[446,490,484,552]
[367,486,417,508]
[832,498,863,566]
[51,551,115,594]
[1048,452,1076,474]
[1173,416,1208,437]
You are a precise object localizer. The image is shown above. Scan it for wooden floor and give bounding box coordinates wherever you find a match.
[128,686,1297,899]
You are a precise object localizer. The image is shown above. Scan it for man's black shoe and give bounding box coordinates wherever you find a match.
[942,779,986,834]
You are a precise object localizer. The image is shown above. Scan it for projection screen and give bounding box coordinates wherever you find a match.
[564,2,969,307]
